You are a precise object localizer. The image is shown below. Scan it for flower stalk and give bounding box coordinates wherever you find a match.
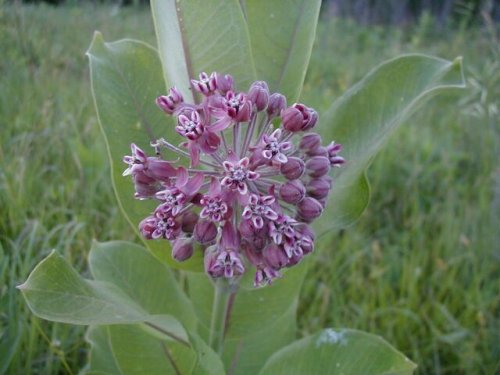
[208,278,233,355]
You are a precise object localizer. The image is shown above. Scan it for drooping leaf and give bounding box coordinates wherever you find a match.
[243,0,321,101]
[319,55,466,230]
[151,0,256,101]
[21,242,226,373]
[87,33,203,271]
[18,250,146,325]
[258,328,417,375]
[18,244,195,340]
[188,262,308,374]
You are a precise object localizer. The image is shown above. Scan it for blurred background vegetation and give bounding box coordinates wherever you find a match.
[0,1,498,374]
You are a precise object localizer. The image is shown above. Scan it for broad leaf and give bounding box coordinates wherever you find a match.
[259,329,417,375]
[89,241,197,331]
[87,324,225,375]
[188,263,308,374]
[86,326,122,375]
[18,250,146,325]
[21,242,224,373]
[19,243,195,334]
[108,324,195,375]
[87,33,203,270]
[244,0,321,101]
[151,0,256,101]
[319,55,466,230]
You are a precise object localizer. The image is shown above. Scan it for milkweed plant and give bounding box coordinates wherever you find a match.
[19,1,465,374]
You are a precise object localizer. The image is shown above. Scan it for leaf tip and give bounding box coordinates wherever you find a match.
[86,30,105,57]
[452,55,463,66]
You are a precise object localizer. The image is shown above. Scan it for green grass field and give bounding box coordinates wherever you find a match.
[0,3,498,374]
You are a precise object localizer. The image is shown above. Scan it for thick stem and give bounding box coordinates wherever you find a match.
[208,278,232,355]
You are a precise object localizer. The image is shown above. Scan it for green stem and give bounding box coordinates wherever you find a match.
[208,278,232,355]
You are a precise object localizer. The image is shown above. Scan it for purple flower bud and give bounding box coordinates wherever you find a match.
[239,219,255,238]
[172,238,194,261]
[281,106,303,132]
[147,158,177,181]
[239,220,267,249]
[248,81,269,111]
[307,176,332,199]
[262,243,288,269]
[280,157,305,180]
[305,156,330,178]
[282,103,317,132]
[133,170,160,199]
[215,73,234,94]
[181,211,198,233]
[280,180,306,204]
[156,87,184,114]
[267,93,287,118]
[299,133,322,152]
[306,145,329,157]
[243,242,263,266]
[326,141,345,167]
[194,220,217,244]
[297,197,323,221]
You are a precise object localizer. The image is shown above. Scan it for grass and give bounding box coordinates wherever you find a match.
[0,3,498,375]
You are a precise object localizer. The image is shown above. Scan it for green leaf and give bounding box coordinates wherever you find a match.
[19,243,196,336]
[151,0,256,100]
[89,241,197,332]
[188,263,308,374]
[21,242,223,373]
[319,54,466,230]
[108,324,195,375]
[258,329,417,375]
[87,33,203,271]
[244,0,321,101]
[86,326,122,375]
[98,324,225,375]
[18,250,146,325]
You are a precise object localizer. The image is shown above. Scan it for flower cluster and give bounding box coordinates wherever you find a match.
[123,72,344,287]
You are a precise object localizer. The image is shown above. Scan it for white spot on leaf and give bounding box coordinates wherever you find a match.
[316,328,347,347]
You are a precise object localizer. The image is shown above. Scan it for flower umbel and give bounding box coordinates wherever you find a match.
[124,72,344,287]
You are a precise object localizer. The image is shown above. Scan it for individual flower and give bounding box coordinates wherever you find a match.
[261,128,292,164]
[124,71,344,287]
[242,194,278,229]
[221,156,259,196]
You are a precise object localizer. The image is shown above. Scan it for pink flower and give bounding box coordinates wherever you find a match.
[191,72,217,96]
[156,87,184,114]
[242,194,278,229]
[176,110,204,140]
[261,128,292,164]
[125,72,344,286]
[221,157,259,195]
[209,91,252,131]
